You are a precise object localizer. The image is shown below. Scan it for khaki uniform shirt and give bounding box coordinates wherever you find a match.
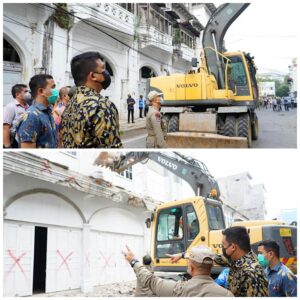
[146,106,167,148]
[214,250,269,297]
[133,262,233,297]
[61,86,122,148]
[135,265,155,297]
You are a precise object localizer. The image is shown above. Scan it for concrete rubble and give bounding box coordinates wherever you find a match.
[32,281,136,297]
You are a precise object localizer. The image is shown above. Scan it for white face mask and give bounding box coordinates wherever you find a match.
[24,92,32,102]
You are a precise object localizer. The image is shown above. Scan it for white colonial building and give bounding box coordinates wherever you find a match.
[3,3,214,118]
[3,151,157,296]
[3,150,193,296]
[217,172,267,220]
[258,81,276,97]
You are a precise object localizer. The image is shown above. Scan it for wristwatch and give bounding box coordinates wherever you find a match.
[130,258,139,268]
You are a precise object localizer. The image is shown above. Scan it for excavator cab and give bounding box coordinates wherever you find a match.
[152,197,225,273]
[225,52,259,102]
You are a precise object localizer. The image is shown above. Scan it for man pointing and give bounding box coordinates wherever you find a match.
[122,245,233,297]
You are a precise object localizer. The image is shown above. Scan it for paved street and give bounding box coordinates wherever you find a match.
[32,281,135,297]
[122,128,147,148]
[253,108,297,148]
[121,108,297,148]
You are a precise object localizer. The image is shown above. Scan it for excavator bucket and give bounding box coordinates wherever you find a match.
[94,152,121,169]
[166,132,248,148]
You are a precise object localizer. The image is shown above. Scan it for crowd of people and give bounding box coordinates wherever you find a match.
[259,97,296,112]
[3,51,167,149]
[3,52,120,148]
[126,94,150,124]
[123,226,297,297]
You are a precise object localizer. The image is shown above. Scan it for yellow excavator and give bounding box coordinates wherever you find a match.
[148,3,259,148]
[98,152,297,277]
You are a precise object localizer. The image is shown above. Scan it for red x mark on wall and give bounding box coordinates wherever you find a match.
[5,250,28,280]
[56,250,73,277]
[99,251,116,269]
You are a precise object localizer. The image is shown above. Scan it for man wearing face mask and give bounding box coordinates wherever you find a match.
[3,84,30,148]
[61,51,122,148]
[123,245,233,297]
[214,226,269,296]
[258,240,297,297]
[16,75,59,148]
[146,91,168,148]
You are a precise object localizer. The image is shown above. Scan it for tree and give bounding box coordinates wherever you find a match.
[276,85,290,97]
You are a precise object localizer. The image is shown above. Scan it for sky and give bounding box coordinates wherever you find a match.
[179,149,299,220]
[213,0,298,74]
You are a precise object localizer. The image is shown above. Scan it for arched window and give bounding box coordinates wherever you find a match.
[141,66,156,79]
[3,39,21,63]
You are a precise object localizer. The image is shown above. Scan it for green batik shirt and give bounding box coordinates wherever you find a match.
[61,86,123,148]
[214,250,269,297]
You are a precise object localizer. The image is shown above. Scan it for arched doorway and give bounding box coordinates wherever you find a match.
[139,66,157,98]
[89,207,144,286]
[3,38,23,106]
[4,190,84,296]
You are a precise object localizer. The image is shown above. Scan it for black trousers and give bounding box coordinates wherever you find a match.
[144,107,149,117]
[128,109,134,123]
[139,108,143,118]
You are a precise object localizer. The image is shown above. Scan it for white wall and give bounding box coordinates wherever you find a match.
[3,170,150,295]
[4,172,148,233]
[6,193,83,228]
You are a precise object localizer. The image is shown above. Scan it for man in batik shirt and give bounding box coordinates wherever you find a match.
[214,226,269,297]
[61,51,122,148]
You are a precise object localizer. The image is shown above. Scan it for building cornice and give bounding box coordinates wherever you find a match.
[3,152,160,210]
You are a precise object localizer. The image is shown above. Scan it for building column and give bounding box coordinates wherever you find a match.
[81,223,93,293]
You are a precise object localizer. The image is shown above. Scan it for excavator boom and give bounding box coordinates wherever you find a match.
[97,151,220,198]
[202,3,250,88]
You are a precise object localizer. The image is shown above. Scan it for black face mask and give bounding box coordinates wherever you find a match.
[222,244,232,260]
[94,70,111,90]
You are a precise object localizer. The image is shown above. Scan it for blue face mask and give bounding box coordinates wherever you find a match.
[258,254,269,267]
[47,88,59,104]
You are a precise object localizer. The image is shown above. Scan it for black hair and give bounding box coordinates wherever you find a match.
[71,51,103,86]
[143,255,152,265]
[258,240,280,258]
[29,74,53,98]
[222,226,251,252]
[11,84,27,98]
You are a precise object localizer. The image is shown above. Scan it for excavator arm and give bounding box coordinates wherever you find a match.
[202,3,250,89]
[97,152,220,199]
